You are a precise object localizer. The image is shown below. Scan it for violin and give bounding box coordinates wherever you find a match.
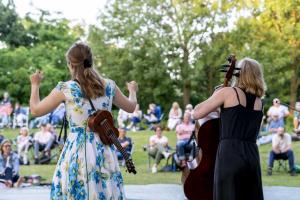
[182,55,237,200]
[88,110,137,174]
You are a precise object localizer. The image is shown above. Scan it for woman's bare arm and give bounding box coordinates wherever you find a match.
[113,82,137,113]
[192,88,227,120]
[30,71,65,117]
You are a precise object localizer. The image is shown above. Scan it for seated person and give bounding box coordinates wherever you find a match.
[176,113,195,167]
[292,100,300,141]
[267,98,289,125]
[184,104,194,123]
[0,139,23,187]
[117,109,129,128]
[46,123,58,142]
[268,113,284,134]
[0,92,13,128]
[148,125,171,173]
[13,102,28,128]
[144,103,159,123]
[267,127,296,176]
[29,113,50,129]
[167,102,182,130]
[257,113,284,145]
[127,104,142,131]
[116,128,132,161]
[33,123,55,164]
[17,127,31,165]
[49,103,65,126]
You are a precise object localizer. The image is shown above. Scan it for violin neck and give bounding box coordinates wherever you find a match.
[106,128,130,160]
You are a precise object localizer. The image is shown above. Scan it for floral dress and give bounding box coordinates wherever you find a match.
[50,80,125,200]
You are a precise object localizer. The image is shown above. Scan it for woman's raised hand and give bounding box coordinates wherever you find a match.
[30,70,44,86]
[126,81,138,93]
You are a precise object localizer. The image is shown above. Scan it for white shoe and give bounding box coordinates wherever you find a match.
[163,152,171,159]
[151,166,157,173]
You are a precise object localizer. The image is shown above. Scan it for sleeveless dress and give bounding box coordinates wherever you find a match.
[50,80,125,200]
[213,87,264,200]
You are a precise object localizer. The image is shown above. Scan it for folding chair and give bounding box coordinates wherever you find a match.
[13,107,30,129]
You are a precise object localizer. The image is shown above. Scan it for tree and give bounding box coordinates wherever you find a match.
[91,0,235,106]
[228,0,300,107]
[0,0,33,47]
[0,9,83,104]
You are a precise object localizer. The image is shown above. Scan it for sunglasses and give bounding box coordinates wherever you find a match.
[3,145,11,147]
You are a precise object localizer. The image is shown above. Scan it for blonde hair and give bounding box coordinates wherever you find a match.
[235,58,266,97]
[66,42,104,98]
[172,102,179,109]
[20,127,29,135]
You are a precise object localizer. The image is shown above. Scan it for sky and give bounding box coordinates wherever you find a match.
[12,0,108,25]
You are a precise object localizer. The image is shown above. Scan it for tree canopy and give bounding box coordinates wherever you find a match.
[0,0,299,112]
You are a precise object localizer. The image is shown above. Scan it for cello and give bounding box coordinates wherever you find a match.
[182,55,238,200]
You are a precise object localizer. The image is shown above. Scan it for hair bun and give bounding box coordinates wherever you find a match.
[83,59,92,68]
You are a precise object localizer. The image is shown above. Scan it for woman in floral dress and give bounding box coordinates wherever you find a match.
[29,42,138,200]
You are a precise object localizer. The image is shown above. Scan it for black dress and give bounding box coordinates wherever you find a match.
[213,87,264,200]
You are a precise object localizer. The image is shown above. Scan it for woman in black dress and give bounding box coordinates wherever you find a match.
[193,57,266,200]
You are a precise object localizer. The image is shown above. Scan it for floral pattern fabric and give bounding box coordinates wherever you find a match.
[50,80,125,200]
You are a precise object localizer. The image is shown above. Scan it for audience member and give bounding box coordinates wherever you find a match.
[17,127,31,165]
[184,104,193,115]
[116,128,132,161]
[292,102,300,141]
[293,99,300,134]
[0,92,13,128]
[175,113,195,167]
[268,113,284,134]
[267,127,296,176]
[148,125,171,173]
[127,104,142,131]
[144,103,159,124]
[33,123,55,164]
[0,139,23,187]
[257,113,284,145]
[167,102,182,130]
[267,98,289,125]
[117,109,129,128]
[29,113,50,129]
[13,102,28,128]
[46,123,58,142]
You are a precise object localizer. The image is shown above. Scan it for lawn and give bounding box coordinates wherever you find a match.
[1,128,300,186]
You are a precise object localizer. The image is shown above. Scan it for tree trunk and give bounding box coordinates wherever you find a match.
[181,44,190,106]
[289,63,299,109]
[183,81,191,106]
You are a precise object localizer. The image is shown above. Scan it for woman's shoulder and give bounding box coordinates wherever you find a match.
[103,78,116,87]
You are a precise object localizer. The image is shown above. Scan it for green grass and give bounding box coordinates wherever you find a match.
[1,128,300,186]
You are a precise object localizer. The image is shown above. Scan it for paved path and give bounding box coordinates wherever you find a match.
[0,184,300,200]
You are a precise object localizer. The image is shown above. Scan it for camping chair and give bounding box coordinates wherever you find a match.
[143,144,173,172]
[275,158,288,172]
[13,107,30,129]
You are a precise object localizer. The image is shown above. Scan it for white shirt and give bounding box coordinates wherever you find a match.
[267,105,289,119]
[272,133,291,152]
[34,131,54,144]
[17,135,30,146]
[149,135,168,146]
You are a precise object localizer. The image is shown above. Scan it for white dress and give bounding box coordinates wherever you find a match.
[50,80,125,200]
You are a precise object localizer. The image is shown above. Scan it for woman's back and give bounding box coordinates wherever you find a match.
[220,87,263,142]
[215,87,264,200]
[56,79,115,127]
